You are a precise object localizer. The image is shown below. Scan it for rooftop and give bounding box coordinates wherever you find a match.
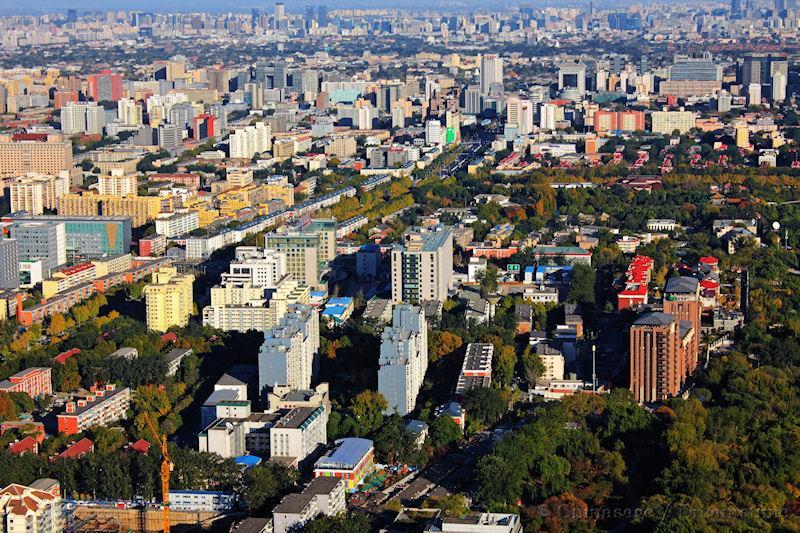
[314,437,373,471]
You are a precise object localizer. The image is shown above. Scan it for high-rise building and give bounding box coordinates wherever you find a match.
[117,98,143,126]
[229,122,272,159]
[650,110,696,135]
[222,247,287,287]
[143,267,195,332]
[772,70,787,102]
[0,479,63,533]
[0,134,73,177]
[9,215,131,262]
[97,172,137,196]
[0,238,19,289]
[506,96,534,135]
[258,305,320,394]
[87,70,123,102]
[56,193,172,227]
[558,62,587,98]
[158,124,182,155]
[425,120,442,145]
[629,312,694,403]
[740,54,788,101]
[9,173,69,215]
[390,226,453,304]
[539,103,558,131]
[663,276,701,373]
[265,220,336,290]
[464,84,482,115]
[10,221,67,276]
[593,110,645,133]
[193,114,216,141]
[378,305,428,416]
[61,102,106,135]
[480,54,503,95]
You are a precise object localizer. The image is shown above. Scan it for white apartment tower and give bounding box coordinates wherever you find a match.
[378,305,428,416]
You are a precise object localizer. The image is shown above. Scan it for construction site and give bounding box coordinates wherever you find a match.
[72,505,232,532]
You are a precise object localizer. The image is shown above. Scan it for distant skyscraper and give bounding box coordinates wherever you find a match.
[66,9,77,23]
[731,0,743,16]
[275,2,286,23]
[558,62,587,98]
[251,8,260,26]
[480,54,503,95]
[87,70,123,102]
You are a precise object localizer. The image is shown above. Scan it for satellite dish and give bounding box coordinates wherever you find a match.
[773,221,781,231]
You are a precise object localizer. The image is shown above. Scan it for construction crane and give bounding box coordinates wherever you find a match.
[143,412,173,533]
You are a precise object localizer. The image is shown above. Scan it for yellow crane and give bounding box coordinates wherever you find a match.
[143,412,173,533]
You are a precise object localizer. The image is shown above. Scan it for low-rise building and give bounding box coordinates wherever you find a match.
[0,367,52,398]
[272,477,345,533]
[455,343,493,396]
[269,405,327,465]
[313,438,375,491]
[57,384,130,435]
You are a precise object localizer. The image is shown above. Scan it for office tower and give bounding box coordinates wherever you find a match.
[0,85,7,114]
[245,82,265,109]
[9,215,131,262]
[392,106,406,129]
[61,102,106,135]
[275,2,286,22]
[193,114,216,141]
[390,226,453,304]
[158,124,182,155]
[10,221,67,276]
[251,8,260,26]
[740,54,788,100]
[539,102,557,131]
[67,8,77,22]
[748,83,762,106]
[425,120,442,146]
[662,276,701,373]
[258,305,320,394]
[143,267,195,332]
[464,85,482,115]
[168,102,195,129]
[378,305,428,416]
[0,238,20,289]
[558,62,587,98]
[480,54,503,95]
[506,95,534,135]
[772,70,787,101]
[265,220,335,290]
[9,173,69,215]
[87,70,123,102]
[229,122,272,159]
[731,0,742,16]
[273,61,288,90]
[117,98,143,126]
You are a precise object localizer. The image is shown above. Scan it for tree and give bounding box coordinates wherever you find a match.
[568,264,596,306]
[494,345,517,388]
[477,265,500,296]
[349,391,387,435]
[521,346,546,386]
[47,314,70,336]
[462,388,508,428]
[430,416,462,451]
[304,512,371,533]
[91,426,127,454]
[423,494,469,518]
[58,359,82,392]
[0,393,17,421]
[242,463,298,516]
[428,330,463,362]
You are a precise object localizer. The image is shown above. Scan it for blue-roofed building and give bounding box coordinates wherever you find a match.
[235,455,262,468]
[321,297,354,326]
[313,437,374,491]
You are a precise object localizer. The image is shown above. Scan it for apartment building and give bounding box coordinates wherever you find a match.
[222,247,287,287]
[263,175,294,207]
[143,266,195,332]
[258,305,320,394]
[629,312,695,404]
[650,110,696,135]
[0,238,20,290]
[202,276,310,332]
[42,262,97,298]
[272,478,345,533]
[391,226,453,304]
[455,343,493,396]
[229,122,272,159]
[378,305,428,416]
[269,405,327,464]
[265,221,335,290]
[57,384,131,435]
[155,210,200,238]
[56,193,173,227]
[97,173,138,196]
[0,134,73,177]
[0,367,52,398]
[663,276,702,373]
[9,173,69,215]
[60,102,106,135]
[0,479,63,533]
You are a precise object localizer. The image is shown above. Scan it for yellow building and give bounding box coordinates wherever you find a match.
[57,193,173,227]
[143,267,195,332]
[735,120,750,149]
[0,134,73,177]
[182,197,220,227]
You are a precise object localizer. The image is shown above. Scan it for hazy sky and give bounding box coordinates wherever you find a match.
[0,0,580,15]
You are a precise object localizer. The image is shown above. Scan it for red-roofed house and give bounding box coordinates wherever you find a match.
[127,439,151,454]
[160,332,177,344]
[52,348,81,365]
[699,256,719,273]
[56,438,94,460]
[9,436,39,456]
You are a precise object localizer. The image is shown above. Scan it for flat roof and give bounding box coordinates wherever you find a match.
[314,437,373,471]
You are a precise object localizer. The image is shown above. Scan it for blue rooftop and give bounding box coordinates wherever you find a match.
[235,455,262,467]
[314,438,373,471]
[327,297,353,306]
